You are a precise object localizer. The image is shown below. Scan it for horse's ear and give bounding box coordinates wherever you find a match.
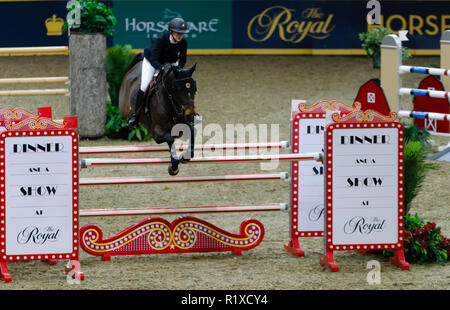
[188,63,197,76]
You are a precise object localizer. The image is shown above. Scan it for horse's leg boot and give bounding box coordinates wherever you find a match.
[127,89,145,127]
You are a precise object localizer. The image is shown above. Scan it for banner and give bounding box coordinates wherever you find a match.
[0,1,68,48]
[113,0,232,50]
[232,0,450,52]
[0,0,449,54]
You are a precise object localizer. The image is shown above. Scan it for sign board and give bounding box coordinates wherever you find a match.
[286,100,359,256]
[290,112,325,238]
[0,130,79,260]
[0,111,82,282]
[320,111,409,271]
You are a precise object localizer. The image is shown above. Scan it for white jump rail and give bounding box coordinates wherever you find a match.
[79,141,290,154]
[79,203,289,217]
[399,87,450,99]
[398,110,450,121]
[0,47,70,97]
[0,77,69,84]
[0,89,69,96]
[0,46,69,56]
[79,172,290,186]
[399,65,450,76]
[80,152,322,168]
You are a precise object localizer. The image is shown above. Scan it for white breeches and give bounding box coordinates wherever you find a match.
[140,58,157,92]
[140,58,180,92]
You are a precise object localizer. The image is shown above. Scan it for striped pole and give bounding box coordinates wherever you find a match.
[398,110,450,121]
[79,172,290,186]
[399,65,450,76]
[79,141,290,155]
[79,203,289,217]
[399,88,450,99]
[80,152,322,168]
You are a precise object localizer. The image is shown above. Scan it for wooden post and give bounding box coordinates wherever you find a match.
[441,30,450,92]
[381,34,402,113]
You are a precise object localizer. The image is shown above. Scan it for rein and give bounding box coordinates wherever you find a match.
[159,69,196,124]
[161,79,185,124]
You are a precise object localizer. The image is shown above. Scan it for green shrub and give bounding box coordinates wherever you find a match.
[106,45,137,107]
[127,124,151,142]
[105,100,127,138]
[105,101,151,142]
[378,125,448,265]
[403,141,430,215]
[359,27,411,68]
[404,123,431,147]
[104,45,150,141]
[65,0,116,35]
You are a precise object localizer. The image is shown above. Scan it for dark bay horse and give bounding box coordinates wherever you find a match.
[119,53,197,175]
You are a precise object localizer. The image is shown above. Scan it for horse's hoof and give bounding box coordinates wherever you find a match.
[168,164,179,176]
[180,158,190,164]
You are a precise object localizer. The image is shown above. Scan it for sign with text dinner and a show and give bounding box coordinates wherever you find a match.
[0,131,79,262]
[320,117,409,271]
[0,0,449,54]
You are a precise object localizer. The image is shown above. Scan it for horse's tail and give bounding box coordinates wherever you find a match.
[126,52,144,72]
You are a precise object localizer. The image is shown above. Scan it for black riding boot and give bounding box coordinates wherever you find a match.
[127,89,145,127]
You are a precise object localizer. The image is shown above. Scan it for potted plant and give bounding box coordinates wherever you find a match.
[65,0,117,138]
[359,27,411,68]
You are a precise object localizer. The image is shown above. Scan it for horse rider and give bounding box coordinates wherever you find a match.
[127,17,189,127]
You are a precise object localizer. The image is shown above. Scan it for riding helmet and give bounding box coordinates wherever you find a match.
[168,17,189,34]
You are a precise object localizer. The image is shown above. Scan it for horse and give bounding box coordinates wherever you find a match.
[119,53,198,176]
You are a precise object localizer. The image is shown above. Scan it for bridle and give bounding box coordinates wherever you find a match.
[159,68,197,124]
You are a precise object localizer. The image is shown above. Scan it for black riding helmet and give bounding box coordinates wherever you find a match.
[168,17,189,34]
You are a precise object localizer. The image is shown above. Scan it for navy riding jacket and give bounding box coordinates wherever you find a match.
[144,33,187,70]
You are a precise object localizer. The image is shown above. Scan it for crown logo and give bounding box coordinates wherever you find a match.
[45,14,64,36]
